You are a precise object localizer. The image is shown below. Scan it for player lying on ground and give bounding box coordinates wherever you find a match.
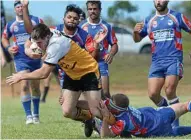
[96,93,191,138]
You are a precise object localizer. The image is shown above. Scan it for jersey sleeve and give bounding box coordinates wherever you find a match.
[107,25,118,46]
[178,13,191,33]
[2,23,12,39]
[110,120,126,135]
[85,34,95,53]
[139,18,149,38]
[44,43,70,65]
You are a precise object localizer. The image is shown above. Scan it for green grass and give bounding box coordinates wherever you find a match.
[1,55,191,139]
[1,95,191,139]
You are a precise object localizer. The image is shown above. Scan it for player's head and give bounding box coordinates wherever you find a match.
[14,0,23,16]
[31,23,52,51]
[154,0,169,12]
[79,9,86,22]
[86,0,102,21]
[64,4,81,30]
[106,93,129,115]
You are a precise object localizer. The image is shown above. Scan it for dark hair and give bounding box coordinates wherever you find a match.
[14,0,21,7]
[31,23,51,40]
[64,4,82,18]
[111,93,129,108]
[79,9,86,19]
[86,0,102,10]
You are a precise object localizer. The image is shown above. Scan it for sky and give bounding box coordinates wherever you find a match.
[3,0,180,24]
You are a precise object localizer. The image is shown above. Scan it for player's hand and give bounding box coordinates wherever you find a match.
[94,30,107,44]
[6,73,22,85]
[98,100,110,118]
[134,22,144,33]
[8,46,19,55]
[189,52,191,60]
[25,48,42,59]
[104,53,114,64]
[20,0,29,6]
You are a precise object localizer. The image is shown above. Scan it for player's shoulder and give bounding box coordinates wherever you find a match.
[7,18,16,26]
[49,28,71,47]
[77,26,88,35]
[168,9,182,17]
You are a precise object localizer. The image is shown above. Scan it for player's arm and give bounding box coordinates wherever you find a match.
[6,63,55,85]
[21,0,33,34]
[105,28,118,64]
[1,24,18,54]
[133,22,145,42]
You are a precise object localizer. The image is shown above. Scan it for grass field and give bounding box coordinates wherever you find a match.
[1,55,191,139]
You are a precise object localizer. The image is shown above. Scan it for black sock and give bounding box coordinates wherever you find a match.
[41,86,49,101]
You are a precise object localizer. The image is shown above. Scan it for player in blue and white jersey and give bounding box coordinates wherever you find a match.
[97,93,191,138]
[2,0,43,124]
[133,0,191,128]
[79,0,118,99]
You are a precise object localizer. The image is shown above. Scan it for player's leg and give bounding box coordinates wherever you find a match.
[41,72,52,103]
[148,62,167,107]
[99,61,110,99]
[14,60,33,125]
[164,60,183,127]
[30,79,41,124]
[170,101,191,136]
[82,72,102,137]
[61,74,92,121]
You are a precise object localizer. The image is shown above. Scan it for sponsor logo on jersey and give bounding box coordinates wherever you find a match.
[14,25,19,32]
[153,29,174,42]
[152,21,158,28]
[15,33,30,45]
[168,20,173,26]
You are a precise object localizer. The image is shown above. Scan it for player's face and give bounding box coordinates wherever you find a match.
[64,11,80,31]
[154,0,169,12]
[33,37,49,51]
[14,4,23,16]
[87,3,101,21]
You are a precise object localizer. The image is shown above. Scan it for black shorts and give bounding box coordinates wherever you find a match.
[62,72,101,91]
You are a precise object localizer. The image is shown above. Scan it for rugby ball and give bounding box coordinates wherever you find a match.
[30,43,43,55]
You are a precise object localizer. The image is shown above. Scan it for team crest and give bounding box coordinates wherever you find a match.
[168,20,173,26]
[92,25,96,29]
[152,21,157,28]
[14,25,19,32]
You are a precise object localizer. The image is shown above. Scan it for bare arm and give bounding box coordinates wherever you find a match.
[2,36,18,55]
[6,63,55,85]
[21,0,33,34]
[133,22,144,43]
[101,117,116,138]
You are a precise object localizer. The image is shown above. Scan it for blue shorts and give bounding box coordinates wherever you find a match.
[148,59,183,78]
[98,61,109,76]
[14,59,41,72]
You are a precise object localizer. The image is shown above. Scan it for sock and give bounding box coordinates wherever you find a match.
[74,107,92,121]
[169,97,179,105]
[187,101,191,112]
[21,94,32,117]
[172,126,191,136]
[32,96,40,117]
[41,86,49,101]
[169,97,179,128]
[157,97,168,107]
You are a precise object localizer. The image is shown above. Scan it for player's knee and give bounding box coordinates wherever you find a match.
[31,88,41,96]
[62,107,72,118]
[165,86,176,98]
[21,85,29,93]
